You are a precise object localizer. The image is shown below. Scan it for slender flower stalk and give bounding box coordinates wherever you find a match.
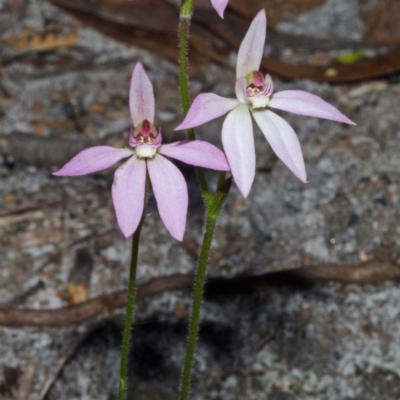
[179,178,230,400]
[180,215,217,400]
[117,211,144,400]
[179,0,211,202]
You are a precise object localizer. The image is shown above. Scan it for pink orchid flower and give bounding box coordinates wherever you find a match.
[54,63,229,241]
[176,9,355,198]
[211,0,229,18]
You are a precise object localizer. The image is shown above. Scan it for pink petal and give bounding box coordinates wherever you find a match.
[147,154,188,241]
[269,90,356,125]
[53,146,133,176]
[210,0,230,18]
[236,9,266,78]
[129,62,155,126]
[252,110,307,182]
[112,156,146,238]
[159,140,230,171]
[222,105,255,198]
[175,93,239,130]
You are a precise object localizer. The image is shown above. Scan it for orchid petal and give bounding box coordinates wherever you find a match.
[235,77,249,104]
[159,140,230,171]
[222,105,255,198]
[129,62,155,126]
[147,154,188,241]
[269,90,356,125]
[210,0,230,18]
[252,110,307,182]
[53,146,133,176]
[236,9,266,78]
[175,93,239,130]
[112,156,146,239]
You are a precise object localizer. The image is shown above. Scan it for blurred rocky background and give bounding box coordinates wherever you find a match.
[1,0,400,399]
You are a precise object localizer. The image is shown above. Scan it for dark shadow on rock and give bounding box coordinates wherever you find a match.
[128,320,185,392]
[200,320,234,363]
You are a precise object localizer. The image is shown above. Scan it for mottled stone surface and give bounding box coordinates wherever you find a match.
[1,0,400,399]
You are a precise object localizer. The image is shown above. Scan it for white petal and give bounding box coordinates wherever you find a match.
[129,62,155,126]
[235,77,249,104]
[112,156,146,238]
[54,146,133,176]
[252,110,307,182]
[236,10,267,78]
[175,93,239,130]
[159,140,230,171]
[147,154,188,241]
[222,105,255,198]
[269,90,356,125]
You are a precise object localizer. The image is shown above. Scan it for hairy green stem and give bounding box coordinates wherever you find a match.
[180,0,194,18]
[179,178,231,400]
[178,16,192,120]
[117,213,144,400]
[179,214,217,400]
[179,2,210,203]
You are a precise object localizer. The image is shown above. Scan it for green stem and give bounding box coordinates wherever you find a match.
[179,1,210,204]
[180,0,194,18]
[117,213,144,400]
[179,214,217,400]
[178,15,192,120]
[179,178,231,400]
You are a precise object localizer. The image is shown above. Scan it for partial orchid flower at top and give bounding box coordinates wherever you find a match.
[211,0,230,18]
[176,9,355,198]
[54,62,229,241]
